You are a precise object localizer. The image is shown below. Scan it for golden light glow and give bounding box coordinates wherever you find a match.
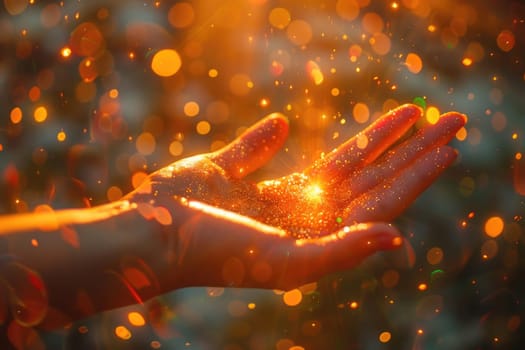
[151,49,182,77]
[379,331,392,343]
[127,312,146,326]
[283,288,303,306]
[10,107,22,124]
[484,216,504,237]
[34,106,48,123]
[304,183,324,202]
[114,325,132,340]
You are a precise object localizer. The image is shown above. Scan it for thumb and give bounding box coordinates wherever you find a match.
[210,113,289,179]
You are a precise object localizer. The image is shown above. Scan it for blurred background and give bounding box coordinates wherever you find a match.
[1,0,524,348]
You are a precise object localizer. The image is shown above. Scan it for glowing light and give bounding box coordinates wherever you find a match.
[184,101,200,117]
[462,57,473,66]
[169,140,184,156]
[151,49,182,77]
[362,12,383,34]
[70,22,105,57]
[356,134,369,149]
[417,283,428,291]
[306,60,324,85]
[336,0,359,21]
[456,127,467,141]
[34,106,48,123]
[115,325,132,340]
[497,30,515,52]
[108,89,119,99]
[131,171,148,189]
[427,24,436,33]
[405,53,423,74]
[426,247,444,265]
[60,46,73,58]
[248,302,256,310]
[349,301,359,309]
[56,130,66,142]
[268,7,291,29]
[286,20,313,46]
[168,2,195,28]
[379,331,392,343]
[484,216,504,238]
[196,121,211,135]
[283,289,302,306]
[369,32,391,55]
[208,68,218,78]
[353,102,369,123]
[5,0,28,15]
[304,183,323,202]
[136,132,156,155]
[106,186,123,202]
[259,98,270,107]
[10,107,22,124]
[128,312,145,326]
[425,106,440,125]
[28,86,41,101]
[348,44,362,62]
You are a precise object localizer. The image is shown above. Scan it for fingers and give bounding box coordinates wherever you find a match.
[339,111,466,201]
[306,104,422,183]
[210,113,289,179]
[344,145,458,223]
[273,223,402,289]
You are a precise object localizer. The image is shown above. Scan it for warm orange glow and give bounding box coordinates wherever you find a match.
[184,101,200,117]
[283,289,303,306]
[34,106,48,123]
[353,102,370,123]
[379,331,392,343]
[131,171,148,189]
[497,30,515,52]
[369,32,391,55]
[196,121,211,135]
[425,106,440,125]
[269,7,291,29]
[426,247,443,265]
[106,186,123,201]
[114,325,132,340]
[28,86,41,101]
[405,53,423,74]
[417,283,428,291]
[10,107,23,124]
[57,131,66,142]
[136,132,156,155]
[286,20,313,46]
[304,183,323,202]
[128,312,146,327]
[462,57,473,66]
[484,216,504,237]
[151,49,182,77]
[168,2,195,28]
[349,301,359,309]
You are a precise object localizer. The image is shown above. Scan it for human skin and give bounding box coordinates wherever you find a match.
[0,104,466,329]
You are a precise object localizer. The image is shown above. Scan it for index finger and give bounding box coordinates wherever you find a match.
[210,113,289,179]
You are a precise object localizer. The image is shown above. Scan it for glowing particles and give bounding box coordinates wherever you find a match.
[56,130,66,142]
[356,133,369,149]
[4,0,28,15]
[484,216,504,238]
[304,183,323,202]
[286,20,313,46]
[405,53,423,74]
[114,325,132,340]
[426,247,443,265]
[208,68,218,78]
[283,289,302,306]
[481,239,498,260]
[168,2,195,29]
[306,60,324,85]
[369,32,391,55]
[131,171,148,189]
[362,12,384,34]
[349,301,359,309]
[352,102,370,123]
[10,107,22,124]
[462,57,473,67]
[169,140,184,156]
[151,49,182,77]
[106,186,123,201]
[196,121,211,135]
[348,44,362,62]
[417,283,428,291]
[496,30,515,52]
[378,331,392,343]
[425,106,440,125]
[183,101,200,117]
[268,7,291,29]
[136,132,156,155]
[229,73,253,96]
[127,312,146,327]
[33,106,48,123]
[248,302,256,310]
[336,0,360,21]
[70,22,105,57]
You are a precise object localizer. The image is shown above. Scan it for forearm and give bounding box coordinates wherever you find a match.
[0,199,189,326]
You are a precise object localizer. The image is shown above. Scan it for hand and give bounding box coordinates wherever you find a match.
[127,104,466,289]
